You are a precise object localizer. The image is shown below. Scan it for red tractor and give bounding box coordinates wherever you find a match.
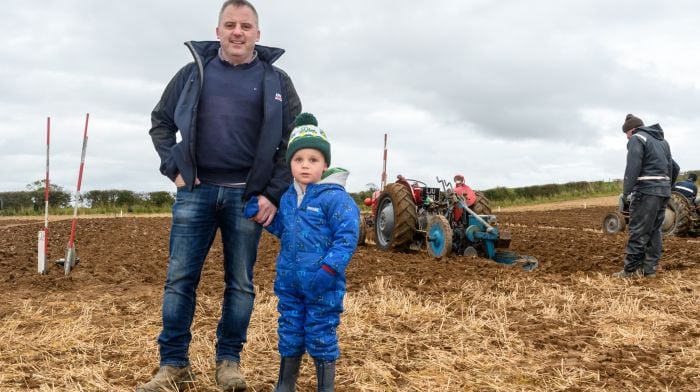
[359,175,537,270]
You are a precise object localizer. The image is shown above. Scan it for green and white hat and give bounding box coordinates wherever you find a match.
[286,112,331,165]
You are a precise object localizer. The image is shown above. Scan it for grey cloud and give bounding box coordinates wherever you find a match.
[1,0,699,194]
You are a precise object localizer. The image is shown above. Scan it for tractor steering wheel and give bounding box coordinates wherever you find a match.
[403,178,426,188]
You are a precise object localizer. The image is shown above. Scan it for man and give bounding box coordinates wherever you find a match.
[453,174,476,204]
[672,173,697,204]
[138,1,301,391]
[452,174,477,222]
[613,114,679,279]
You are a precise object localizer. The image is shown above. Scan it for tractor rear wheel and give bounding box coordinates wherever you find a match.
[426,215,452,259]
[602,211,627,234]
[662,192,692,236]
[472,191,492,215]
[374,183,418,251]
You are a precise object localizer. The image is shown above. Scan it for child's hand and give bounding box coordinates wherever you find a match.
[309,264,337,296]
[244,195,277,226]
[244,196,259,219]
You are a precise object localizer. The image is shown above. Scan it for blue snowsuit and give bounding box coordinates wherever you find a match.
[265,169,360,361]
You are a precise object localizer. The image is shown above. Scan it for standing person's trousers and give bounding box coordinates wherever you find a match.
[158,184,262,366]
[624,193,669,275]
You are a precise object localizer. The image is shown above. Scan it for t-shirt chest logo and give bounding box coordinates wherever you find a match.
[275,93,283,102]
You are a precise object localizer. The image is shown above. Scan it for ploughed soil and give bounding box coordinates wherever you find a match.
[1,201,699,391]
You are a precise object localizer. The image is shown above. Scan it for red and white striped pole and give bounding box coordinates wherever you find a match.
[44,117,50,251]
[38,117,50,274]
[64,113,89,275]
[381,133,388,191]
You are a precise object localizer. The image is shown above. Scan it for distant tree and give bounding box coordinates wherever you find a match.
[349,183,379,207]
[0,191,34,210]
[148,191,175,207]
[115,190,139,207]
[84,190,112,208]
[83,189,144,208]
[25,180,71,208]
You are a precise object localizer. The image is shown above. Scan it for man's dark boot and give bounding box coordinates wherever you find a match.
[272,356,302,392]
[314,359,335,392]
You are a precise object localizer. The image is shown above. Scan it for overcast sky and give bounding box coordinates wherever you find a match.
[2,0,699,195]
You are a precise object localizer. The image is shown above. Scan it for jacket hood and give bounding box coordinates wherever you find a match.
[185,41,285,64]
[319,167,349,187]
[292,168,349,205]
[636,124,664,141]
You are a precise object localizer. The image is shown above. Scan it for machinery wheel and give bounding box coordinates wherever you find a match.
[472,191,492,215]
[374,183,418,251]
[602,211,627,234]
[662,192,692,236]
[357,216,367,246]
[426,215,452,258]
[463,247,478,257]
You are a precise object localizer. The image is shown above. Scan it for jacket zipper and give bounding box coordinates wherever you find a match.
[185,42,205,187]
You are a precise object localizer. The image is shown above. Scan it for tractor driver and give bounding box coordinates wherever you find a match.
[452,174,478,222]
[672,173,697,205]
[453,174,477,207]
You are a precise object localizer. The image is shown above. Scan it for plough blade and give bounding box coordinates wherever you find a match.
[56,247,80,275]
[494,250,539,271]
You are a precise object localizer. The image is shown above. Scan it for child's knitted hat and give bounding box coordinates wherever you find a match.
[286,112,331,165]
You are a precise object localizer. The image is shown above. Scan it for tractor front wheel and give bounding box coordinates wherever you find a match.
[602,211,627,234]
[426,215,452,259]
[374,183,418,251]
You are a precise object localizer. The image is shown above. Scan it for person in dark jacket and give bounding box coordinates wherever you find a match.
[245,113,360,392]
[613,114,679,279]
[673,173,697,204]
[139,1,301,391]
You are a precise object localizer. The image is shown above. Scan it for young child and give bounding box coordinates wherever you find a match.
[245,112,360,391]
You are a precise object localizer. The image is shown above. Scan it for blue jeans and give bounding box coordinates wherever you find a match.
[157,184,262,366]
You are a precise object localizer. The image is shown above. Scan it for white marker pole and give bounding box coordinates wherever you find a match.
[38,117,50,274]
[38,230,46,274]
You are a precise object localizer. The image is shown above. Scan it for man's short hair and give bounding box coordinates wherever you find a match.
[219,0,259,25]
